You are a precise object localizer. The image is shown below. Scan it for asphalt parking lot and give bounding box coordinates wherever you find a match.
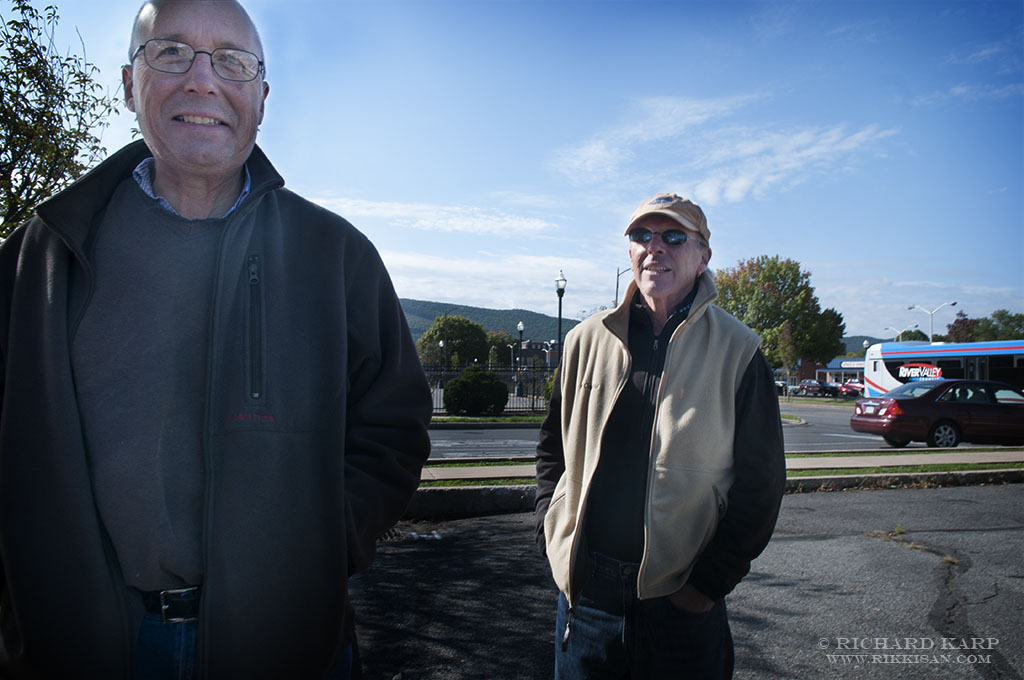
[349,483,1024,679]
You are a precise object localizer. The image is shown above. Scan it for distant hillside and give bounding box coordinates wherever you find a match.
[400,299,580,344]
[843,335,886,355]
[402,299,885,357]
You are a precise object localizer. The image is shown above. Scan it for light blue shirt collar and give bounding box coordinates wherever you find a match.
[132,157,251,218]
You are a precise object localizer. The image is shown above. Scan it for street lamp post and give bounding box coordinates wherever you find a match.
[907,301,957,342]
[555,270,567,362]
[506,343,514,368]
[614,266,630,307]
[883,323,919,342]
[438,339,446,388]
[516,321,524,398]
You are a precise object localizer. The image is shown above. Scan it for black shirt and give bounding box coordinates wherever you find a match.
[584,286,699,562]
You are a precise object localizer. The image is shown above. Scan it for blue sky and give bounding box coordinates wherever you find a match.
[32,0,1024,339]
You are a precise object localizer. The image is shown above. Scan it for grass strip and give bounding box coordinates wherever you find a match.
[431,415,545,424]
[418,463,1023,487]
[787,462,1023,476]
[786,448,1021,458]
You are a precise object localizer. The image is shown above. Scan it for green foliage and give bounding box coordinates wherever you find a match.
[901,329,928,342]
[946,309,1024,342]
[400,298,579,344]
[976,309,1024,340]
[543,369,557,402]
[443,365,508,416]
[714,255,846,367]
[416,315,488,367]
[1,0,118,237]
[486,329,515,367]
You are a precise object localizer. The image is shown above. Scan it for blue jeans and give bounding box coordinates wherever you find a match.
[133,614,358,679]
[554,552,734,679]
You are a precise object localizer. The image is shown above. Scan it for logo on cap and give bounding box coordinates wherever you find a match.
[648,195,675,206]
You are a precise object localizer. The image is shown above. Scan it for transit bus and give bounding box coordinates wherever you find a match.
[862,340,1024,397]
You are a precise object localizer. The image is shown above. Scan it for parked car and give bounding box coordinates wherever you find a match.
[850,379,1024,448]
[838,379,864,398]
[793,379,839,397]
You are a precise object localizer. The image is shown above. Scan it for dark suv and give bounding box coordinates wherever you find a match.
[794,379,838,397]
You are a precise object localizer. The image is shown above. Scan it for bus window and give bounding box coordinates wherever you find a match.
[937,359,964,380]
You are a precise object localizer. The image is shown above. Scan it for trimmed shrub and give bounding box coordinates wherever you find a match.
[443,365,508,416]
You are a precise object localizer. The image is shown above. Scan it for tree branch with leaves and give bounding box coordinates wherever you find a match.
[1,0,118,238]
[714,255,845,367]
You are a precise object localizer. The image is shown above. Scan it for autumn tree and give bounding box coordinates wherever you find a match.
[714,255,845,367]
[946,311,979,342]
[416,315,488,368]
[1,0,117,237]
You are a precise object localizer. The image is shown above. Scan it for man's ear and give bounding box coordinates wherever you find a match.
[122,65,136,113]
[698,247,712,275]
[257,80,269,125]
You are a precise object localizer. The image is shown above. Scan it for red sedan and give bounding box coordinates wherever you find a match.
[850,379,1024,448]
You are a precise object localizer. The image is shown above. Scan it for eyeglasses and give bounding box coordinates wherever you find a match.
[627,227,703,248]
[132,39,265,82]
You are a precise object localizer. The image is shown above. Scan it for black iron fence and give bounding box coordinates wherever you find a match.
[425,365,556,416]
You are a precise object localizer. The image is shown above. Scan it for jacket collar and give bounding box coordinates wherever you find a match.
[35,140,285,254]
[603,270,720,342]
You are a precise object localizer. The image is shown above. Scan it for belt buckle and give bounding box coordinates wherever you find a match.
[160,586,200,624]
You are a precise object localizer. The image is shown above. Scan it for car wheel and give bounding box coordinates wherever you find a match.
[927,421,960,448]
[883,436,910,448]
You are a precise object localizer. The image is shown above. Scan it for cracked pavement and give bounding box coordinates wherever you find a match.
[349,484,1023,679]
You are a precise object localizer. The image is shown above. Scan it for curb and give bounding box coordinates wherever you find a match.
[403,469,1024,520]
[429,421,541,430]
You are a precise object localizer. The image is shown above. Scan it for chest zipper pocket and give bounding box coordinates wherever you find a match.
[247,254,264,401]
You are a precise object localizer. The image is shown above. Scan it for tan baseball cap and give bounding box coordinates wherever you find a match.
[626,193,710,243]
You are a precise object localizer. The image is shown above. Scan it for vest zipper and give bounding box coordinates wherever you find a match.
[561,608,574,651]
[247,254,263,400]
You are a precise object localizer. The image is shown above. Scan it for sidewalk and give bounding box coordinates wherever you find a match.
[408,449,1024,519]
[420,449,1024,481]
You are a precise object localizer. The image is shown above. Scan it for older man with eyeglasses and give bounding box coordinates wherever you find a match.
[535,193,786,679]
[0,1,431,678]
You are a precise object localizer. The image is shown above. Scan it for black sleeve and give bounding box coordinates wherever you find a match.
[687,349,786,600]
[534,376,564,555]
[343,249,433,576]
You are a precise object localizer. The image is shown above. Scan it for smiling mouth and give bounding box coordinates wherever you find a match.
[644,265,671,273]
[175,115,226,126]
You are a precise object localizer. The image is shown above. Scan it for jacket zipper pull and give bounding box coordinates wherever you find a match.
[561,609,573,651]
[653,338,659,352]
[248,260,261,285]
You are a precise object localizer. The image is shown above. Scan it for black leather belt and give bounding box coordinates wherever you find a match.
[140,586,202,623]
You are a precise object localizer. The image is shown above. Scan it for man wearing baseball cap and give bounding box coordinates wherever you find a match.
[536,193,785,678]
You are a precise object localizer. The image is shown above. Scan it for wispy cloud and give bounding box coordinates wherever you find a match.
[691,124,899,206]
[550,94,897,207]
[946,36,1023,73]
[550,94,763,185]
[911,82,1024,105]
[311,197,557,235]
[827,21,883,45]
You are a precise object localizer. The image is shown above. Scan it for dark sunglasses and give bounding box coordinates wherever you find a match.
[627,227,693,247]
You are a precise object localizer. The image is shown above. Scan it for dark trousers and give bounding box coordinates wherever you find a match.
[554,552,734,679]
[133,613,359,680]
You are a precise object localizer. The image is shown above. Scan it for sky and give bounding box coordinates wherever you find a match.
[25,0,1024,340]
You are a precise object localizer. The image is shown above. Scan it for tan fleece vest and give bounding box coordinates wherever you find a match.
[544,274,761,605]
